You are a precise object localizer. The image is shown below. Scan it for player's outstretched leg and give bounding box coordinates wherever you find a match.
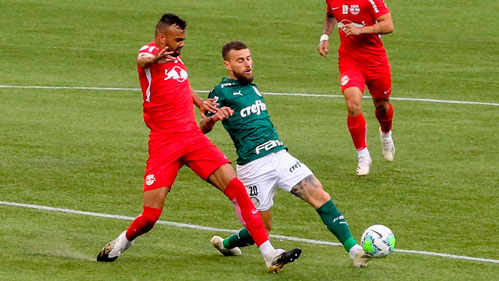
[97,231,134,262]
[223,177,301,271]
[316,200,372,267]
[210,235,242,256]
[97,206,162,262]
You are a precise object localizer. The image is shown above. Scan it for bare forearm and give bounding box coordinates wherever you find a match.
[137,54,155,69]
[191,89,204,109]
[322,14,336,37]
[362,21,393,35]
[360,14,394,35]
[199,117,216,134]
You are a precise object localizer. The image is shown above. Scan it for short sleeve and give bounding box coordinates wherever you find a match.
[138,44,159,55]
[370,0,390,18]
[326,0,334,15]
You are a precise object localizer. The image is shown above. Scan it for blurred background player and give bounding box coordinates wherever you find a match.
[317,0,396,176]
[96,13,301,272]
[200,40,371,268]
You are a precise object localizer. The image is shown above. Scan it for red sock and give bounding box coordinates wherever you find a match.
[223,177,268,247]
[347,114,367,150]
[126,206,163,241]
[375,103,393,133]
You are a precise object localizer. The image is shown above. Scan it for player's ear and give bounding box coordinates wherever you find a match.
[223,60,231,72]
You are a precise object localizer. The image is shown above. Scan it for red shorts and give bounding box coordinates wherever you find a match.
[143,131,230,191]
[338,61,392,98]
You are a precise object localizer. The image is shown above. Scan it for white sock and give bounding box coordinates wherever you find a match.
[258,240,276,262]
[349,244,363,260]
[381,130,392,139]
[357,148,370,158]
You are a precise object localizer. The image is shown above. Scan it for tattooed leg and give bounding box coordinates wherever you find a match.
[290,175,330,208]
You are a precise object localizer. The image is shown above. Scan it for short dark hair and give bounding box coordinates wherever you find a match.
[222,41,248,60]
[156,13,187,35]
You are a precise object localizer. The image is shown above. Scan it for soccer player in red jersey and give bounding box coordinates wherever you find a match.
[318,0,396,176]
[96,13,301,272]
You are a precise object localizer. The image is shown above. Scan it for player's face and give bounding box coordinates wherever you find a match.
[159,25,186,57]
[225,48,253,84]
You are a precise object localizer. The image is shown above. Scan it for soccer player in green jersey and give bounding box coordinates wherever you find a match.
[199,40,371,268]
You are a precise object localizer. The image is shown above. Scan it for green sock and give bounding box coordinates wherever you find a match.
[223,228,255,249]
[317,200,357,253]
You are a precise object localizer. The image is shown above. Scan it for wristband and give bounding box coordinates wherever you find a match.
[319,34,329,42]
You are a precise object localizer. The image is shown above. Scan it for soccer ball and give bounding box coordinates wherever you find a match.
[361,224,396,258]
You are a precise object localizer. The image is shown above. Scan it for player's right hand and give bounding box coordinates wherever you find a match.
[317,41,329,57]
[154,46,176,64]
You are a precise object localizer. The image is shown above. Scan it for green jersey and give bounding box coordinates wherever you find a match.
[208,78,286,165]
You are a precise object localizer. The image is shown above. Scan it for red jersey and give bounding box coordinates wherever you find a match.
[137,42,200,135]
[326,0,390,69]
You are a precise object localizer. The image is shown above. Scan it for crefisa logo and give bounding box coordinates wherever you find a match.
[145,174,156,186]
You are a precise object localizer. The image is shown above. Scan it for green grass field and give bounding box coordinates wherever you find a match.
[1,0,498,280]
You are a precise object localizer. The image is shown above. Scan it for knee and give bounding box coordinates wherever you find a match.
[346,101,362,116]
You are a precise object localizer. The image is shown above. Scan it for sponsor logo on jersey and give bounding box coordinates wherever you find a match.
[289,160,303,173]
[164,66,188,82]
[240,100,267,118]
[233,90,243,96]
[255,140,283,155]
[350,5,360,15]
[145,174,156,186]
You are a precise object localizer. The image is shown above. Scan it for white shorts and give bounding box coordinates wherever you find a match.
[236,150,313,211]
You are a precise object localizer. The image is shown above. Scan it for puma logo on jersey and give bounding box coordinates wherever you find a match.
[240,100,266,118]
[164,66,188,82]
[233,91,243,96]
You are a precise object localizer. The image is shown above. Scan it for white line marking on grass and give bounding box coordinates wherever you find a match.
[1,85,498,106]
[1,201,498,264]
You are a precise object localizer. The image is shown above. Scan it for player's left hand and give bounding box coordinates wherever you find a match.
[343,24,362,36]
[211,106,233,122]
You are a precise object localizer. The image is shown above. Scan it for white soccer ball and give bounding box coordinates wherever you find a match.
[361,224,396,258]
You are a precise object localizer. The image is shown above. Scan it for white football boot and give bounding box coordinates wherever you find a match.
[266,248,302,272]
[210,236,242,256]
[97,231,134,262]
[350,244,372,268]
[380,128,395,162]
[356,152,372,176]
